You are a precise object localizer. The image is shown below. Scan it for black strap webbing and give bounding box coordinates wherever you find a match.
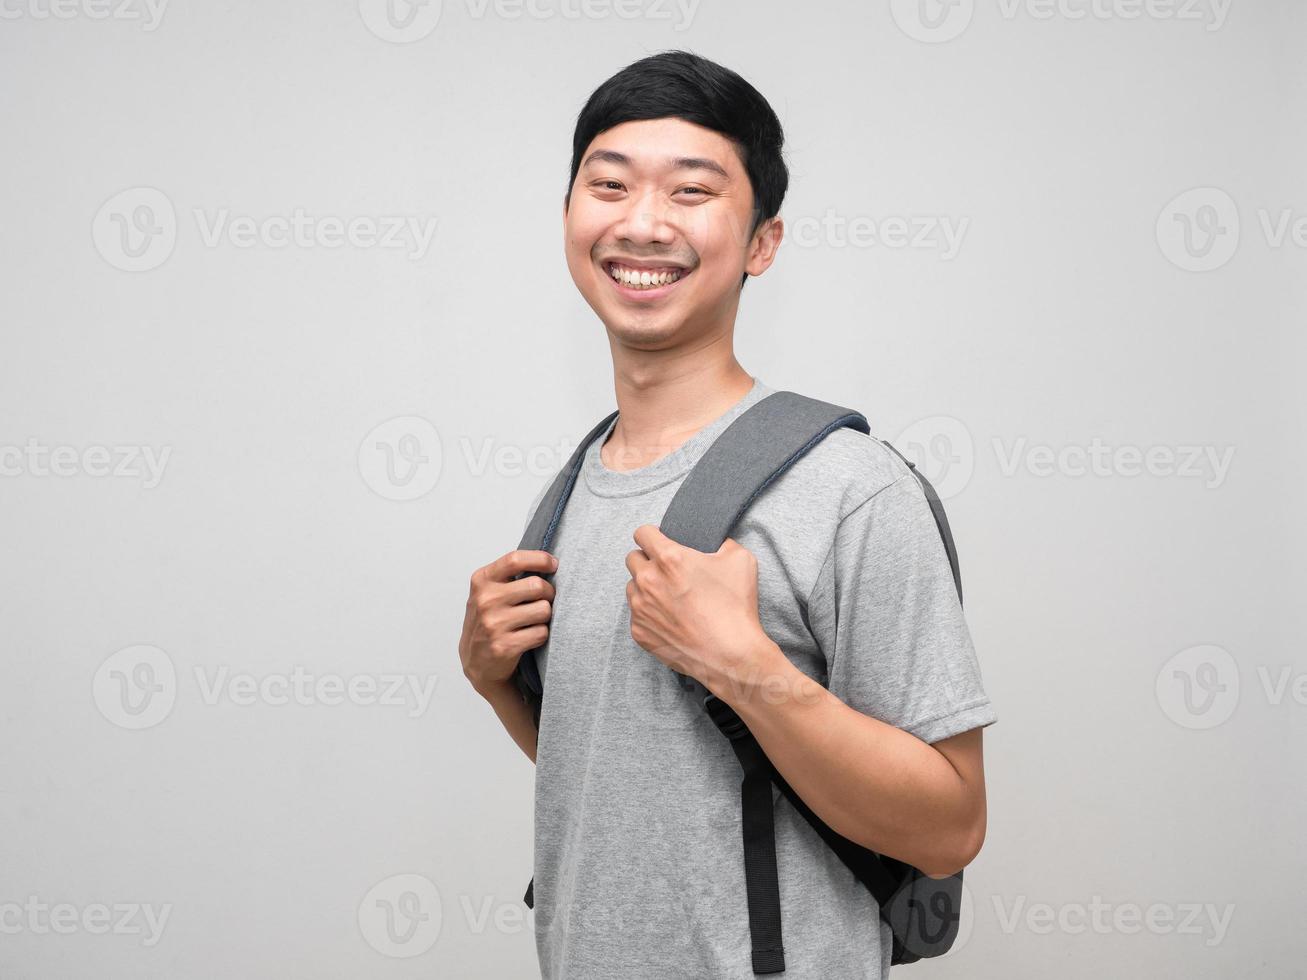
[707,695,786,973]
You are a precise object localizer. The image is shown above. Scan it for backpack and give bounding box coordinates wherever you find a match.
[510,390,967,973]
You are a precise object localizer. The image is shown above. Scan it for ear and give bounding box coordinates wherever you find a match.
[744,215,784,278]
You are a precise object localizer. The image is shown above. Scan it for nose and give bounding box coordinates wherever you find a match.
[612,187,677,246]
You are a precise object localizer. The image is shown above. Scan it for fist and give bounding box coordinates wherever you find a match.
[459,549,557,695]
[624,525,768,692]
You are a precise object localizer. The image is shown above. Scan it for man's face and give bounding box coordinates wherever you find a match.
[563,116,782,348]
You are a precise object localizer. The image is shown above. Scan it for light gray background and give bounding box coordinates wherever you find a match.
[1,1,1303,977]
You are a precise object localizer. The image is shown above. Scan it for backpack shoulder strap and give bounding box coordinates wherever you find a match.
[511,408,618,728]
[658,389,869,553]
[518,409,619,556]
[656,390,872,975]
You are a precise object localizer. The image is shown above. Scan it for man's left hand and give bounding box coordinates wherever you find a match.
[624,524,772,694]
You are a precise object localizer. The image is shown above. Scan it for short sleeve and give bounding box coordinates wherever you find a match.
[805,473,997,745]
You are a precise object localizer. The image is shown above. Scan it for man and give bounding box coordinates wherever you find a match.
[459,50,996,979]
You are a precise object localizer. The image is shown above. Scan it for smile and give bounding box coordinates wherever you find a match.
[603,260,691,294]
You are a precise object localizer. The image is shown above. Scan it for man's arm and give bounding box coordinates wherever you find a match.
[476,678,539,764]
[624,469,995,878]
[721,641,986,878]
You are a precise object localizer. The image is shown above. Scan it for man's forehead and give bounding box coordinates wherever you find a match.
[581,147,733,180]
[581,121,740,178]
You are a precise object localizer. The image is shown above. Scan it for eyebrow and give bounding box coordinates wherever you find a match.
[581,149,730,180]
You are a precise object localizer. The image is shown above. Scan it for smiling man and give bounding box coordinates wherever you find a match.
[459,50,997,979]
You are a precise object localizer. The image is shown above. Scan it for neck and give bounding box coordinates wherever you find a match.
[602,343,754,474]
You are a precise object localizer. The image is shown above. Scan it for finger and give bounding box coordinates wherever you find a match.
[494,623,550,661]
[624,546,651,578]
[719,536,750,557]
[632,524,675,563]
[502,572,556,606]
[486,549,557,583]
[497,598,553,632]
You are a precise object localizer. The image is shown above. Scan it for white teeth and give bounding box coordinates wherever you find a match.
[607,263,684,290]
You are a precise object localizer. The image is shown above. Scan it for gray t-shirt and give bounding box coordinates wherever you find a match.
[519,377,997,980]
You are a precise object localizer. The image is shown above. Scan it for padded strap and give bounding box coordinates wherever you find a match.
[511,409,619,726]
[659,390,869,554]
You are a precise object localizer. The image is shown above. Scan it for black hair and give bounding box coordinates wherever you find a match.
[566,50,788,287]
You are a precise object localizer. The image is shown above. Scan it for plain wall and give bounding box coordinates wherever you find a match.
[1,0,1302,976]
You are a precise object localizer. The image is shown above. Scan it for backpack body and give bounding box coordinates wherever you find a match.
[511,390,967,972]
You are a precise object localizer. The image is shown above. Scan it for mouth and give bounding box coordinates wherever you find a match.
[602,259,693,299]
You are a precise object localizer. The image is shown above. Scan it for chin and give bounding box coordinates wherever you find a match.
[602,310,686,348]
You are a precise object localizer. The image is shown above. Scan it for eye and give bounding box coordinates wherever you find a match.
[593,179,624,192]
[677,186,708,197]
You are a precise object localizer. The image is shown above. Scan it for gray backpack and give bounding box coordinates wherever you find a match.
[511,390,966,973]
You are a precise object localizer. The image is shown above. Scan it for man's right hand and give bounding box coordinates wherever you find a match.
[459,549,558,697]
